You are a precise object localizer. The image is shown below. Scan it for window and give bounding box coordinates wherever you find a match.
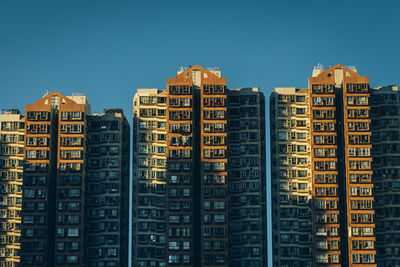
[297,145,307,152]
[296,95,305,102]
[67,228,79,237]
[57,228,65,237]
[57,242,64,251]
[317,254,328,263]
[297,132,306,140]
[70,242,79,251]
[22,215,34,224]
[70,124,80,133]
[139,121,147,129]
[214,214,225,223]
[363,254,375,263]
[168,255,180,264]
[214,201,225,210]
[278,132,287,140]
[353,254,360,264]
[23,189,35,199]
[183,241,190,250]
[296,108,305,115]
[183,188,190,197]
[66,256,78,264]
[68,189,81,201]
[169,215,179,224]
[71,112,82,120]
[26,150,36,159]
[316,241,327,249]
[70,150,81,159]
[350,187,358,196]
[169,241,179,250]
[107,248,117,257]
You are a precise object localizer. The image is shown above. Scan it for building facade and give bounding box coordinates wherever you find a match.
[270,87,313,267]
[227,88,267,267]
[310,65,375,266]
[132,89,167,267]
[370,85,400,267]
[20,92,129,267]
[271,64,377,267]
[132,65,266,267]
[21,92,63,266]
[166,70,202,266]
[0,110,24,266]
[86,109,130,267]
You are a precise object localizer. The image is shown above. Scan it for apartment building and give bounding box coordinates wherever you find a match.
[132,65,266,267]
[370,85,400,267]
[20,92,129,267]
[0,110,24,266]
[270,87,313,267]
[309,68,342,266]
[311,65,375,266]
[86,109,130,267]
[132,89,167,267]
[271,64,376,267]
[227,88,267,267]
[166,71,199,266]
[21,92,89,266]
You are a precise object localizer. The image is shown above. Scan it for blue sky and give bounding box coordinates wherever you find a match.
[1,0,399,115]
[1,0,399,265]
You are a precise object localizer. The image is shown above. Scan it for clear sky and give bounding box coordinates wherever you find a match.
[1,0,399,266]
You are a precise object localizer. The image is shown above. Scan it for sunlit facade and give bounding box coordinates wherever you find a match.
[132,89,168,267]
[0,110,24,266]
[370,85,400,267]
[270,87,313,267]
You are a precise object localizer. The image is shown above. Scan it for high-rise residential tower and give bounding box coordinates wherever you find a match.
[166,71,198,266]
[22,92,65,266]
[271,64,376,267]
[132,89,167,267]
[0,110,25,266]
[132,65,266,267]
[270,87,313,267]
[85,109,130,267]
[21,92,90,266]
[227,88,267,267]
[20,92,129,267]
[370,85,400,267]
[310,65,375,266]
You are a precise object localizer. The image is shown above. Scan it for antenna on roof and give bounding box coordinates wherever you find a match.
[72,92,86,96]
[314,63,325,70]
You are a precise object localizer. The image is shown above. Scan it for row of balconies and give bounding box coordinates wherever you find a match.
[311,97,334,107]
[26,111,49,121]
[26,123,49,134]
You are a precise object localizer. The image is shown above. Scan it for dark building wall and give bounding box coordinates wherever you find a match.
[21,93,61,266]
[166,71,196,266]
[227,88,266,267]
[370,86,400,267]
[85,109,130,267]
